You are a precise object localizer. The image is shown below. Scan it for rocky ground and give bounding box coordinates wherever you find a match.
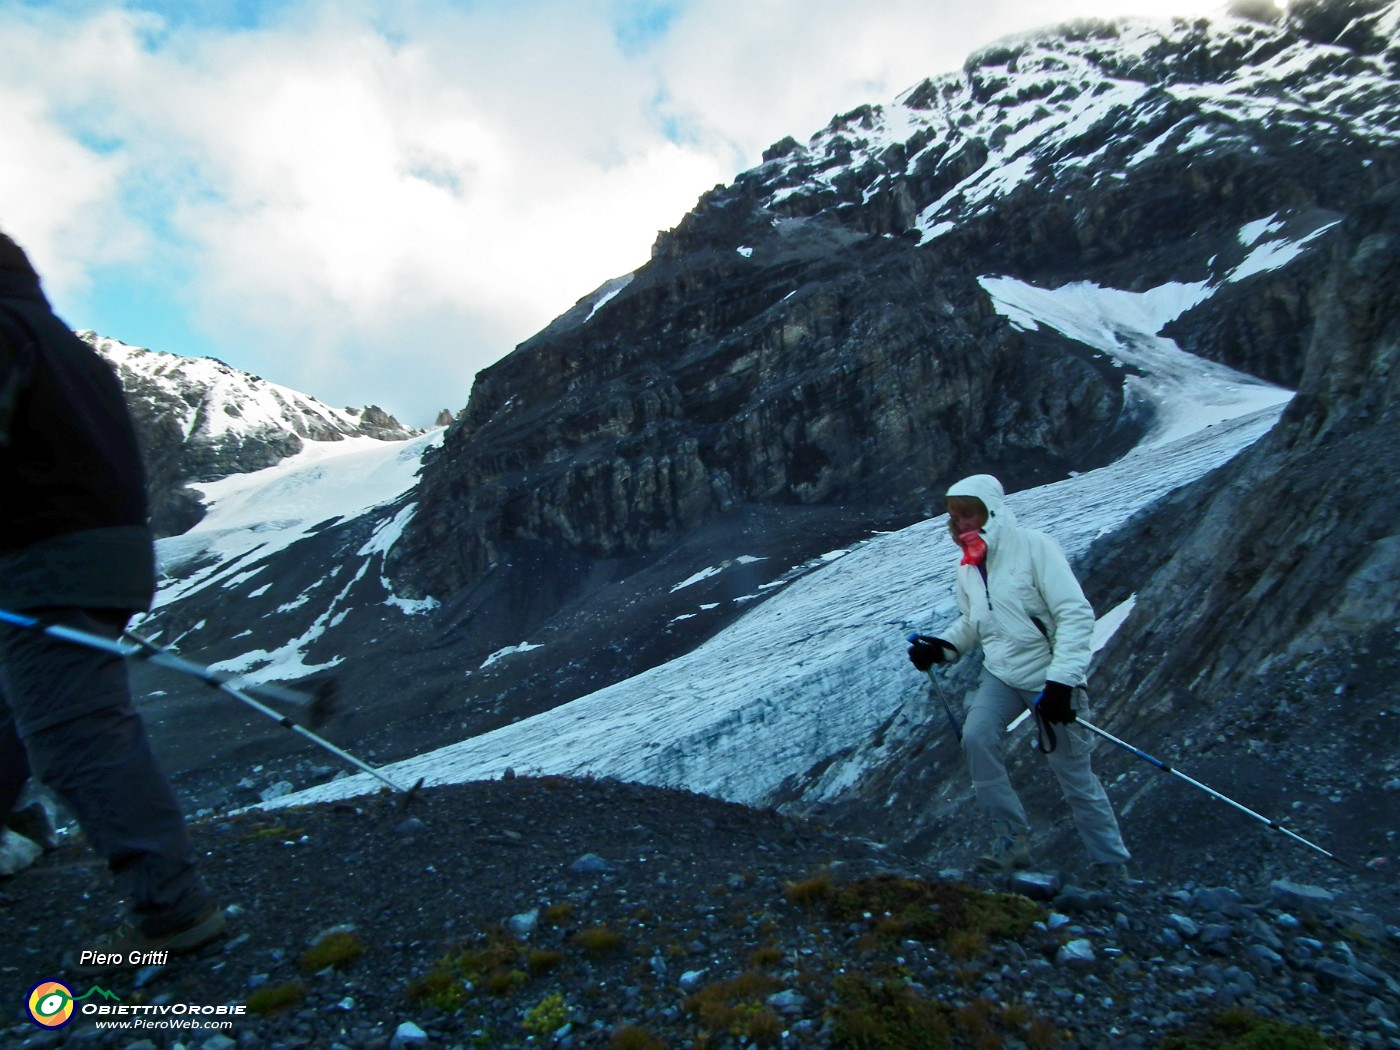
[2,772,1398,1050]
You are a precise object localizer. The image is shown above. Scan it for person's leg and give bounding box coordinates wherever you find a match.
[0,608,214,934]
[962,670,1034,865]
[1043,690,1131,866]
[0,709,30,817]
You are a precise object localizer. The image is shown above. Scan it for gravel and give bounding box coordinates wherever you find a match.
[3,775,1398,1049]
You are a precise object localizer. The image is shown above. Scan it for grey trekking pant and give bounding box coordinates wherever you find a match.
[962,668,1130,865]
[0,607,212,935]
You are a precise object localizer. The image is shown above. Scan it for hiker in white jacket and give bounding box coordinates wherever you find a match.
[907,474,1131,879]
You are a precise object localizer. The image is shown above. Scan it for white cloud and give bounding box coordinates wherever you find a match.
[0,0,1239,423]
[0,83,147,290]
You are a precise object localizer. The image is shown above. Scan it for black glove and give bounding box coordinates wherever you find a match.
[1035,681,1076,725]
[907,636,955,672]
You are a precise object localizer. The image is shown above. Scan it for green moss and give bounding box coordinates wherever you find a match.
[244,982,306,1016]
[1161,1008,1353,1050]
[608,1026,667,1050]
[405,968,470,1013]
[830,975,1061,1050]
[684,970,784,1040]
[572,924,625,958]
[299,930,364,972]
[827,875,1041,956]
[406,934,533,1013]
[523,992,569,1037]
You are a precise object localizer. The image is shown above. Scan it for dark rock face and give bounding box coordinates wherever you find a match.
[397,227,1138,597]
[1091,182,1400,719]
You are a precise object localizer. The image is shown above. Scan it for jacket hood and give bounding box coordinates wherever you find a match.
[946,474,1015,524]
[946,474,1019,552]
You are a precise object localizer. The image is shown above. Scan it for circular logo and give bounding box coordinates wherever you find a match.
[27,980,75,1028]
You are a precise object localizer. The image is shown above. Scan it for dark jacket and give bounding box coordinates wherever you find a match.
[0,238,155,612]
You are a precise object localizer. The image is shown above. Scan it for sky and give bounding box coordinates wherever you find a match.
[0,0,1238,426]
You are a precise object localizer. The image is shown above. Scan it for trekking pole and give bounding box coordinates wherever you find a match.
[0,607,331,721]
[1076,716,1343,865]
[0,607,418,797]
[907,634,962,742]
[194,670,418,798]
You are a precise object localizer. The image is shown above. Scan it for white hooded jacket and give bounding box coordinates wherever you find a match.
[936,474,1095,692]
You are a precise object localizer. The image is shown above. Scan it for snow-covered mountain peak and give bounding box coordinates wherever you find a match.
[747,2,1398,243]
[82,333,419,447]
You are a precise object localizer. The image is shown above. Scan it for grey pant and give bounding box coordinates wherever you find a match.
[962,668,1130,865]
[0,607,212,934]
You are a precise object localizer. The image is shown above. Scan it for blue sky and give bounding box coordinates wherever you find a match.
[0,0,1232,426]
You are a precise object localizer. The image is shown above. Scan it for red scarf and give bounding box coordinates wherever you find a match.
[958,529,987,567]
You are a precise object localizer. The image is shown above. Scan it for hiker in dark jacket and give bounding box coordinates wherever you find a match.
[0,230,224,968]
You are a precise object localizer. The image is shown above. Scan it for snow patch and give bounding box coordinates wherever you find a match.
[585,274,635,321]
[481,642,544,669]
[670,557,767,592]
[980,276,1292,447]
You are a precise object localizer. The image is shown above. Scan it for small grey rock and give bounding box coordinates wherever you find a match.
[390,1021,430,1050]
[1057,938,1096,965]
[508,908,539,939]
[569,853,618,875]
[1010,870,1061,900]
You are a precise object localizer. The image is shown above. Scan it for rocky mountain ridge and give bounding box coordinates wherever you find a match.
[82,333,421,537]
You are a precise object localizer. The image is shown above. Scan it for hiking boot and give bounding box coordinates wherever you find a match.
[69,904,228,974]
[1092,862,1129,885]
[975,833,1032,872]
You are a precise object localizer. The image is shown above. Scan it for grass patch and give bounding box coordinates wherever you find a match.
[406,934,531,1012]
[542,902,575,926]
[831,975,1061,1049]
[828,875,1041,956]
[783,870,834,908]
[299,930,364,972]
[244,982,306,1016]
[1161,1007,1353,1049]
[523,992,569,1037]
[609,1026,667,1050]
[572,924,625,958]
[527,948,566,975]
[748,945,785,969]
[684,970,784,1045]
[240,824,303,842]
[830,974,951,1049]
